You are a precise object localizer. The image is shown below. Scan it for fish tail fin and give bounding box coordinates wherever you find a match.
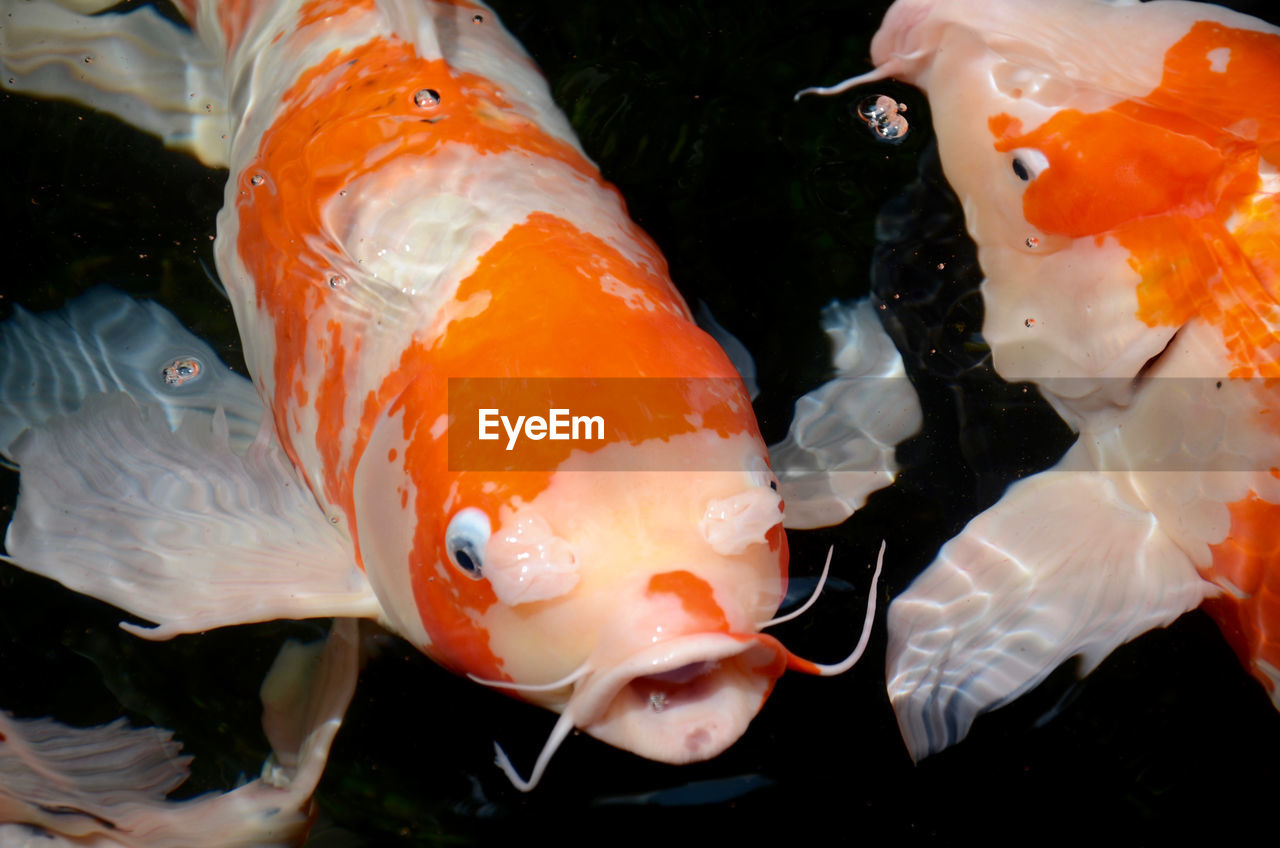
[0,0,229,166]
[0,620,358,846]
[0,712,191,840]
[887,454,1210,760]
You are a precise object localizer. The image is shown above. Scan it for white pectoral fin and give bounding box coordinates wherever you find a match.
[0,0,229,166]
[0,287,264,460]
[886,459,1211,761]
[3,392,382,639]
[771,298,922,529]
[0,620,359,847]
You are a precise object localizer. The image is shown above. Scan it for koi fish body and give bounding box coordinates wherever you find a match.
[0,0,921,839]
[807,0,1280,759]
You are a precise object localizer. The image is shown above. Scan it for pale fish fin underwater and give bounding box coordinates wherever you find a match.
[0,619,359,847]
[886,442,1214,762]
[770,297,922,530]
[0,286,262,460]
[0,289,382,639]
[0,0,230,167]
[694,300,760,400]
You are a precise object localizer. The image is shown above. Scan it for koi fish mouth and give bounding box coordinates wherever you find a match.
[575,632,790,764]
[490,633,789,791]
[491,543,885,790]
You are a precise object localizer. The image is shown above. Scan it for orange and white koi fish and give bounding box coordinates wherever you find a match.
[0,0,921,840]
[805,0,1280,759]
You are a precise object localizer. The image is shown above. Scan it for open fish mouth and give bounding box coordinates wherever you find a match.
[491,632,788,791]
[491,542,884,790]
[575,632,790,764]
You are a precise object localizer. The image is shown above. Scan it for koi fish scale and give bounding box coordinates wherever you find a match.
[806,0,1280,759]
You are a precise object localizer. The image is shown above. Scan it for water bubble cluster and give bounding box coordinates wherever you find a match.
[855,95,909,142]
[162,357,201,387]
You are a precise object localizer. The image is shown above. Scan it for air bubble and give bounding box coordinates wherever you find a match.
[82,56,93,65]
[328,274,347,289]
[648,692,668,712]
[414,88,441,108]
[1024,317,1036,328]
[855,95,909,142]
[472,13,484,23]
[250,173,265,186]
[1025,236,1039,248]
[162,357,202,386]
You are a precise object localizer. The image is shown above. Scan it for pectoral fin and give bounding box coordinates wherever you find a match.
[3,392,381,638]
[0,287,263,461]
[771,298,922,529]
[887,454,1211,761]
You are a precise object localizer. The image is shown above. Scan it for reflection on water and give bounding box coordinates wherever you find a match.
[1,0,1278,844]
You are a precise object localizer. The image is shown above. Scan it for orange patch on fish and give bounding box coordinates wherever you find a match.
[990,21,1280,377]
[235,35,603,514]
[1203,492,1280,695]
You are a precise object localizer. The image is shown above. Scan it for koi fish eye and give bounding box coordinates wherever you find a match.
[445,507,491,579]
[1009,148,1049,182]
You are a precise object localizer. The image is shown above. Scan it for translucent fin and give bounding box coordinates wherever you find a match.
[0,0,229,166]
[770,298,922,529]
[695,301,759,400]
[3,392,381,638]
[886,451,1211,761]
[0,713,190,835]
[0,620,359,847]
[0,287,262,460]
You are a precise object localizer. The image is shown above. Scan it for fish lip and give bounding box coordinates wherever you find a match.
[567,632,787,765]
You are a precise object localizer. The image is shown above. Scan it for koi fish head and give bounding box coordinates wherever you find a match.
[351,370,795,786]
[857,0,1280,404]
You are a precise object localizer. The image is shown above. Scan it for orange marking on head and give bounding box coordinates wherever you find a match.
[382,212,756,507]
[409,549,505,680]
[990,21,1280,377]
[1203,492,1280,696]
[647,571,731,633]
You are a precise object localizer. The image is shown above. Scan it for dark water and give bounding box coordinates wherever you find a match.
[1,0,1278,843]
